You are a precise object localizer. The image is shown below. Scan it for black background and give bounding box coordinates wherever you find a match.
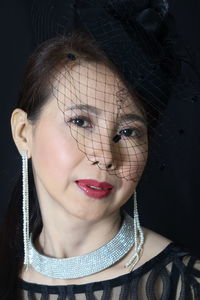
[1,1,200,254]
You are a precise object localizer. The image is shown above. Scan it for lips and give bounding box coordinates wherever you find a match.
[75,179,113,199]
[77,179,113,189]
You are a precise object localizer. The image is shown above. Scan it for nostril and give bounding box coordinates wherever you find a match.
[91,161,114,170]
[106,164,112,169]
[92,161,99,165]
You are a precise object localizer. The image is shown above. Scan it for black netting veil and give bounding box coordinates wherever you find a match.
[50,53,148,181]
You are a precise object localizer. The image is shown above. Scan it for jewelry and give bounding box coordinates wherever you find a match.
[29,211,139,279]
[20,150,144,277]
[20,150,30,269]
[124,190,144,271]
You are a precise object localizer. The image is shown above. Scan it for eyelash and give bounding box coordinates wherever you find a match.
[68,115,92,128]
[67,116,144,139]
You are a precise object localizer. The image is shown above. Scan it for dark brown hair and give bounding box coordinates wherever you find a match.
[17,32,127,122]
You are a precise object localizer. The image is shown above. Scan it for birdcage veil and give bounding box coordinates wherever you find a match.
[39,34,148,182]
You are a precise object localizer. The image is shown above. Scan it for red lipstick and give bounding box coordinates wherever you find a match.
[75,179,113,199]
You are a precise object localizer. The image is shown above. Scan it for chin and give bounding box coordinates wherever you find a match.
[65,205,115,223]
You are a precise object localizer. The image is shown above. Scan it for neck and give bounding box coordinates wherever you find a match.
[35,207,122,259]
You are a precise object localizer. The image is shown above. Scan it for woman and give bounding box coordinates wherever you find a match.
[1,1,200,299]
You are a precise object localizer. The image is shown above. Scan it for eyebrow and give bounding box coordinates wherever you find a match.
[119,113,146,125]
[65,104,100,115]
[65,104,146,125]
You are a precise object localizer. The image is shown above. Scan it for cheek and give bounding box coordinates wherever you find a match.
[31,122,82,183]
[133,140,148,164]
[121,142,148,181]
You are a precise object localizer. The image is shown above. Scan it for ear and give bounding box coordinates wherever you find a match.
[10,108,33,158]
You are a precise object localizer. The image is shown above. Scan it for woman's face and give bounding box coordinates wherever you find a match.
[28,62,148,221]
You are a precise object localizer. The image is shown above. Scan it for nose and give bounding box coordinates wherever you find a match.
[86,134,118,171]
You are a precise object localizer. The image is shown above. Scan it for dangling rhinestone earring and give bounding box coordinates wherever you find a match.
[20,150,30,269]
[124,190,144,271]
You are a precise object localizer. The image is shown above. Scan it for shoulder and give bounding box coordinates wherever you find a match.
[142,226,200,268]
[141,227,200,298]
[138,227,172,267]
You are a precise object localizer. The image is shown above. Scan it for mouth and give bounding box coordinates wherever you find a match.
[75,179,114,199]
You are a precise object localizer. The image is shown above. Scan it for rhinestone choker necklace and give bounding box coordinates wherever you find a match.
[28,212,137,279]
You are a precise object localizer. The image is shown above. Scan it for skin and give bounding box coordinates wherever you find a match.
[11,62,171,285]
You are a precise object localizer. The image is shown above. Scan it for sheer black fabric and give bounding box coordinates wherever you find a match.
[18,243,200,299]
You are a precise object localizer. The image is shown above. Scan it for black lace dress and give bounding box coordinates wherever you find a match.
[17,243,200,300]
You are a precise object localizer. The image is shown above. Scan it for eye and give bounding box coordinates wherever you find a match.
[68,116,92,128]
[119,128,143,138]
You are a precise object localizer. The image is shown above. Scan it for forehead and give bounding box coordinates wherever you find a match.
[52,61,139,112]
